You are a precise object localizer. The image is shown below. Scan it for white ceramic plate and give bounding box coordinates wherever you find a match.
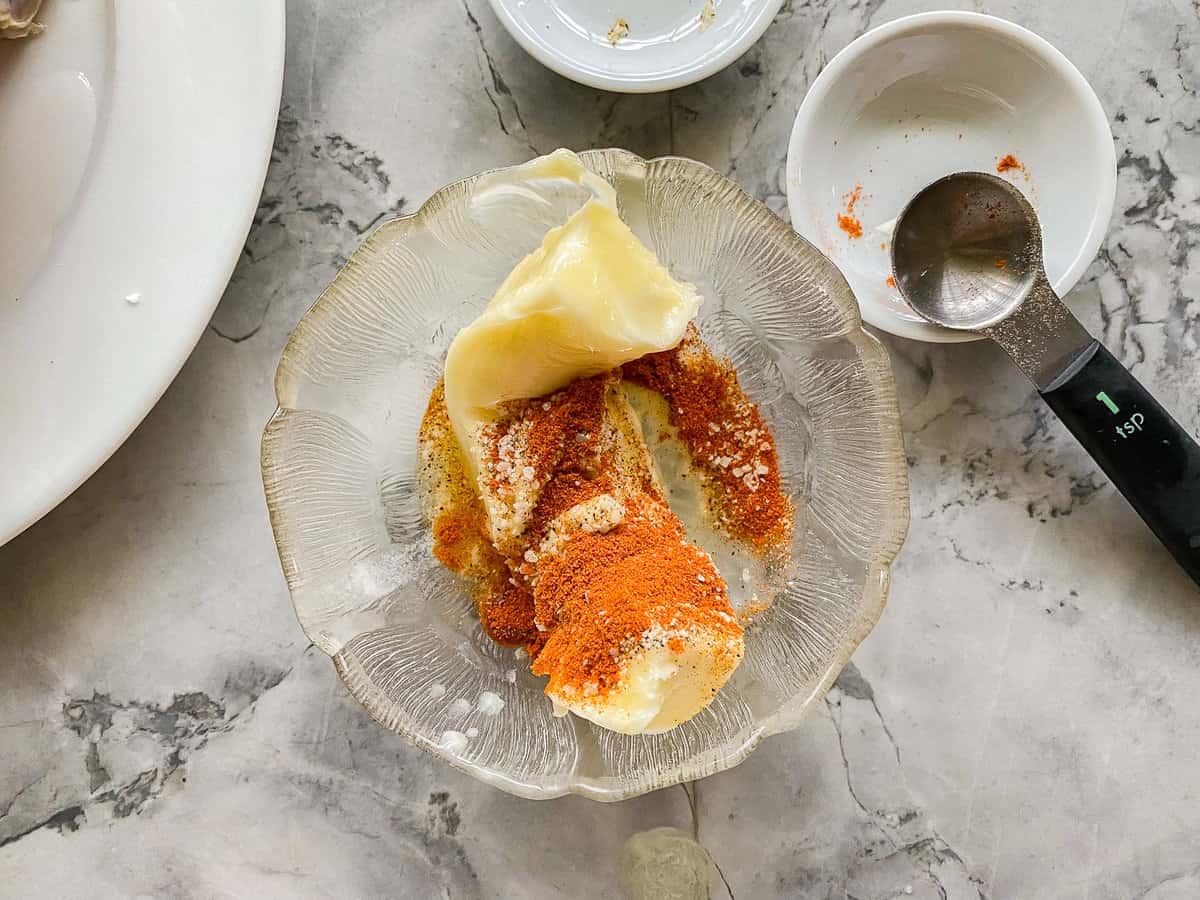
[786,12,1116,343]
[0,0,284,545]
[487,0,784,92]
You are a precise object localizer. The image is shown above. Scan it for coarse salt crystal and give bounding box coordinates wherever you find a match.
[466,727,479,738]
[524,549,538,563]
[428,683,447,699]
[441,731,469,754]
[448,698,472,716]
[477,691,506,715]
[742,568,752,582]
[522,466,535,481]
[696,573,706,583]
[755,463,769,475]
[505,668,517,683]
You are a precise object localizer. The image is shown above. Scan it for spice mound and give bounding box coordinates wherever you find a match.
[421,335,793,734]
[996,153,1029,178]
[419,149,792,735]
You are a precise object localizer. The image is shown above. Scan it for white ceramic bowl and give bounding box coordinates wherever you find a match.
[786,11,1116,343]
[487,0,784,93]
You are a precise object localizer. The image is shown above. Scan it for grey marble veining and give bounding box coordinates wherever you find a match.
[2,0,1199,897]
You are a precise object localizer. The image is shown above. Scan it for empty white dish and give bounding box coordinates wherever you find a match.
[786,11,1116,343]
[487,0,784,93]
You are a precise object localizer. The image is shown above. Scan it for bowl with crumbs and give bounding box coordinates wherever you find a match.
[261,148,909,800]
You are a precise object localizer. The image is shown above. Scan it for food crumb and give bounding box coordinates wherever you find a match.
[879,242,886,251]
[996,153,1028,177]
[994,258,1007,270]
[441,730,469,754]
[477,691,506,715]
[885,275,896,288]
[698,0,716,31]
[837,215,863,239]
[607,18,630,45]
[837,184,865,239]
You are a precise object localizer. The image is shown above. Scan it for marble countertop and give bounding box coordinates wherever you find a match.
[3,1,1199,897]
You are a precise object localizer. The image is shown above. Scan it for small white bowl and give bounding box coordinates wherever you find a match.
[487,0,784,93]
[786,11,1116,343]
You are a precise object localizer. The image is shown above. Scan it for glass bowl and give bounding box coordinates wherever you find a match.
[261,149,910,801]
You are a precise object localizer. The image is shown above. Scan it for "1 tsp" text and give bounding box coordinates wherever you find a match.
[1115,412,1145,439]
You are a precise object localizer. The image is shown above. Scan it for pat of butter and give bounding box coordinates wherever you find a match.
[547,630,743,735]
[443,151,701,462]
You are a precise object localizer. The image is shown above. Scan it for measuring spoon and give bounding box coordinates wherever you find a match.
[891,172,1200,586]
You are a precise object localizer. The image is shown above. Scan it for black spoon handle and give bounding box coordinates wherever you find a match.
[1041,342,1200,586]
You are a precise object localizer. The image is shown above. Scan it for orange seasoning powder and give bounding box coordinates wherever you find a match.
[623,331,793,550]
[424,331,785,704]
[481,577,539,646]
[996,154,1027,176]
[837,184,865,239]
[422,383,544,648]
[480,376,617,648]
[441,372,744,702]
[530,497,740,700]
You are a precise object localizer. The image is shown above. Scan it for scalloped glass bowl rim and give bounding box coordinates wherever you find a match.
[262,149,910,800]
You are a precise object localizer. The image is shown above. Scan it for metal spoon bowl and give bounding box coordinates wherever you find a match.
[892,173,1041,330]
[891,171,1200,586]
